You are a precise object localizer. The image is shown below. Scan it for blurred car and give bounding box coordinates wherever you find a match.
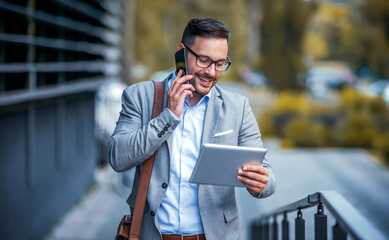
[240,67,267,87]
[305,63,358,99]
[383,85,389,104]
[366,79,389,95]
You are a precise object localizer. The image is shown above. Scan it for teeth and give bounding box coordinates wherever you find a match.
[201,78,211,82]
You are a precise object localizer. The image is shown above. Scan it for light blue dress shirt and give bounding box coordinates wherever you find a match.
[157,72,211,234]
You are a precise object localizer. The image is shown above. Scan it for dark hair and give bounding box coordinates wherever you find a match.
[181,17,230,47]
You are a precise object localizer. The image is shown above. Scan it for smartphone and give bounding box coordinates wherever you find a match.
[175,48,188,76]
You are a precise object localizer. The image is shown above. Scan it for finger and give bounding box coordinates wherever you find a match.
[247,186,263,195]
[170,86,194,103]
[170,88,193,104]
[178,81,195,92]
[239,171,268,183]
[176,69,183,78]
[170,70,183,88]
[238,172,269,186]
[242,164,269,175]
[238,166,268,179]
[168,79,193,102]
[171,83,194,100]
[177,89,194,100]
[173,73,193,87]
[168,73,181,94]
[168,75,193,97]
[237,175,265,189]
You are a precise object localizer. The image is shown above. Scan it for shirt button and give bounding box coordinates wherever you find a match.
[158,134,162,138]
[162,183,168,189]
[166,123,170,128]
[150,211,155,217]
[161,131,165,135]
[163,127,168,131]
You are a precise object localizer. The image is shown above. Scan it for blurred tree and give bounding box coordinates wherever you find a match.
[360,0,389,41]
[131,0,250,82]
[258,0,317,90]
[133,0,178,76]
[303,2,352,61]
[349,0,389,77]
[303,0,389,78]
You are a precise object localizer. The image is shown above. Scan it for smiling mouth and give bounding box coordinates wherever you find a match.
[198,78,212,87]
[196,73,216,87]
[199,75,215,84]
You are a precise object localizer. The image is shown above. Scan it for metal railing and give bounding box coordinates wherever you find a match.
[0,1,121,44]
[251,191,387,240]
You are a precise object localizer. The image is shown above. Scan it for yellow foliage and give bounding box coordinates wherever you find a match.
[303,32,328,59]
[304,2,353,60]
[271,91,310,115]
[373,133,389,165]
[338,88,388,116]
[283,117,332,147]
[334,111,375,148]
[258,109,275,137]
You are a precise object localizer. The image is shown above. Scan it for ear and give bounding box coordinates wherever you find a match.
[177,43,185,51]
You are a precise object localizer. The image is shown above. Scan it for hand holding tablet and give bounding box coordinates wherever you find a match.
[189,143,267,187]
[237,162,269,195]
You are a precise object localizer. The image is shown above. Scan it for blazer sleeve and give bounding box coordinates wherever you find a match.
[239,97,276,199]
[108,83,180,172]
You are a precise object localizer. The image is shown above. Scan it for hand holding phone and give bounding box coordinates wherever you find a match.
[167,53,194,117]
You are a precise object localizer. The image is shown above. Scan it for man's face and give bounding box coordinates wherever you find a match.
[185,37,228,96]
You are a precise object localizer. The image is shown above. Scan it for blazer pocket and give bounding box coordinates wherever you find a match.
[213,132,236,144]
[223,205,239,223]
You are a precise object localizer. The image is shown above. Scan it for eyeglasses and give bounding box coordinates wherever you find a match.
[183,43,231,72]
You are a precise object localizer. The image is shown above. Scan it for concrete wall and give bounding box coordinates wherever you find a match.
[0,93,96,239]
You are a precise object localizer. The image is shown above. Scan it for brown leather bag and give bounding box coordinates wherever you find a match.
[115,81,164,240]
[115,215,132,240]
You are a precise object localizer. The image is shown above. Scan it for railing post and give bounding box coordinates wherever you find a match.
[272,215,278,240]
[263,219,270,240]
[282,212,289,240]
[251,220,262,240]
[333,221,347,240]
[250,191,387,240]
[315,203,327,240]
[295,209,305,240]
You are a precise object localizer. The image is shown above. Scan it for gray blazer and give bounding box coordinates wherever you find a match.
[108,74,276,240]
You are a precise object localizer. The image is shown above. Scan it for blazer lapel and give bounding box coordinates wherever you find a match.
[201,86,222,146]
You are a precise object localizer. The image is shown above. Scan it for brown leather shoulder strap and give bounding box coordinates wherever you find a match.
[151,81,164,118]
[129,81,164,240]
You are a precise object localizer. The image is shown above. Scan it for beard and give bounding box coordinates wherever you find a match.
[191,72,218,96]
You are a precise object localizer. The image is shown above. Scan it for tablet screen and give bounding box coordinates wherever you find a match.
[189,143,267,187]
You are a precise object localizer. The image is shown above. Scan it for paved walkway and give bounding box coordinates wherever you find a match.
[44,166,132,240]
[45,139,389,240]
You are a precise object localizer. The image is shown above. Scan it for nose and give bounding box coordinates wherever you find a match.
[204,62,216,76]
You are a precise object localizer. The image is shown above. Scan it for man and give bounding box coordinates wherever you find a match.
[109,17,276,240]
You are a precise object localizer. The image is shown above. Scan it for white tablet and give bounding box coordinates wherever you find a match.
[189,143,267,187]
